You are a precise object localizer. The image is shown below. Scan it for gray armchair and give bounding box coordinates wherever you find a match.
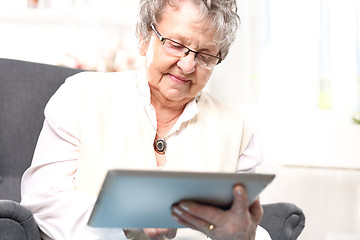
[0,58,305,240]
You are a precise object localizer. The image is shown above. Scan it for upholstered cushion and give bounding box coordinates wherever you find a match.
[260,202,305,240]
[0,200,41,240]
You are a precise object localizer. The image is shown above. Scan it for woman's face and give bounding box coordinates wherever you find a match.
[139,0,220,107]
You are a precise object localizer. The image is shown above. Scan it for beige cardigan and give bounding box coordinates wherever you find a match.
[45,70,252,198]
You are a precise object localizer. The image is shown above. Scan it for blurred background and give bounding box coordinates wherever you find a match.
[1,0,360,239]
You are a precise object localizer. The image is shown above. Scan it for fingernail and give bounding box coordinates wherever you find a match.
[172,214,180,221]
[236,188,243,196]
[179,202,190,211]
[172,207,183,216]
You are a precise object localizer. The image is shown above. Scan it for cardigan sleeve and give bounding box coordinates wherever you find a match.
[20,73,128,240]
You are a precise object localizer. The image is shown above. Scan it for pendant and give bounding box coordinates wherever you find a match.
[154,138,167,154]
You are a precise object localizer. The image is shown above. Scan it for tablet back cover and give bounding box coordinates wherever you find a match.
[88,170,275,228]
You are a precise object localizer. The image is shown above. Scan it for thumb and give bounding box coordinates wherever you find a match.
[230,184,248,214]
[166,229,177,239]
[250,198,264,223]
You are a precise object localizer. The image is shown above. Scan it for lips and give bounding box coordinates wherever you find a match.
[169,74,191,84]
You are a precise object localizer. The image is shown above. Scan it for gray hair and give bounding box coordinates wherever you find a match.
[136,0,240,60]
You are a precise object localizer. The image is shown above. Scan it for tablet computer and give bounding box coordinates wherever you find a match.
[88,169,275,229]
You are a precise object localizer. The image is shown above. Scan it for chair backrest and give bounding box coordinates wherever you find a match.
[0,58,83,202]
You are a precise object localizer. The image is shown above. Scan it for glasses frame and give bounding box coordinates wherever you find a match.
[150,23,222,69]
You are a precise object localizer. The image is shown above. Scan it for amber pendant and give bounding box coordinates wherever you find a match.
[154,138,167,154]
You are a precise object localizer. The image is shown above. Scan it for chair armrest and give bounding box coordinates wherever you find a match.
[260,202,305,240]
[0,200,41,240]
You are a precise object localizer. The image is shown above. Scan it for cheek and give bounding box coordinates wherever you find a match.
[188,72,211,96]
[145,43,176,75]
[197,71,212,87]
[144,42,168,86]
[145,40,163,69]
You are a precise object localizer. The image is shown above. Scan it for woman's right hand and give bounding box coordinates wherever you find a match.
[124,228,177,240]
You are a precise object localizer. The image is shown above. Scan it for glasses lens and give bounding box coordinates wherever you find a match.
[196,53,219,69]
[163,39,218,69]
[163,40,187,57]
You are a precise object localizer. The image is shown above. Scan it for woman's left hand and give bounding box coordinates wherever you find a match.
[171,184,263,240]
[143,228,177,240]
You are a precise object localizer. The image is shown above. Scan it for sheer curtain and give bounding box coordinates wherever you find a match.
[208,0,360,169]
[208,0,267,104]
[209,0,360,113]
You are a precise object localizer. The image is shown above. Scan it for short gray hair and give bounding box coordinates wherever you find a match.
[136,0,240,60]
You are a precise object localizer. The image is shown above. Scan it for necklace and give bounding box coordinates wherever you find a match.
[153,135,167,155]
[143,104,168,155]
[135,71,168,155]
[149,121,167,154]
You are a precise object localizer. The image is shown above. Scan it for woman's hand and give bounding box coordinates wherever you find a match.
[143,228,177,240]
[124,228,177,240]
[171,184,263,240]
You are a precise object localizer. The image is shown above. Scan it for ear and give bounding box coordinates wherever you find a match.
[139,34,149,56]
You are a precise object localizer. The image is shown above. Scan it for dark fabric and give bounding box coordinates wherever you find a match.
[0,200,41,240]
[0,58,83,239]
[0,58,83,202]
[260,202,305,240]
[0,176,21,203]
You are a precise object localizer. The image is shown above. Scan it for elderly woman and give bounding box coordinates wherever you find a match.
[21,0,271,239]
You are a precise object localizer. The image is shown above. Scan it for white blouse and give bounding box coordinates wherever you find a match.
[20,71,270,240]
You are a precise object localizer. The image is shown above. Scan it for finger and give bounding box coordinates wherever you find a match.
[143,228,165,239]
[230,184,248,214]
[172,205,212,231]
[166,229,177,239]
[249,198,263,223]
[143,228,158,239]
[172,209,218,239]
[177,201,223,225]
[143,228,177,239]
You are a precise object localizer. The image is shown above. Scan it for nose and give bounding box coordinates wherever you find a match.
[177,52,196,74]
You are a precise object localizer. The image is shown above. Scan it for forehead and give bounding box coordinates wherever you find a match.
[157,0,219,50]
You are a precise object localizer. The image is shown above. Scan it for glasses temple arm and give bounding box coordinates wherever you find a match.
[150,23,164,41]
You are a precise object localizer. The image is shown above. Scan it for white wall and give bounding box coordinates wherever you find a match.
[0,1,141,71]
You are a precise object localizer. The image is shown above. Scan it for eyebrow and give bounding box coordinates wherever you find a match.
[169,33,218,54]
[168,33,191,45]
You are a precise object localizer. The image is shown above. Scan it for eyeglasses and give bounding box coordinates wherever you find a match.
[150,23,222,70]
